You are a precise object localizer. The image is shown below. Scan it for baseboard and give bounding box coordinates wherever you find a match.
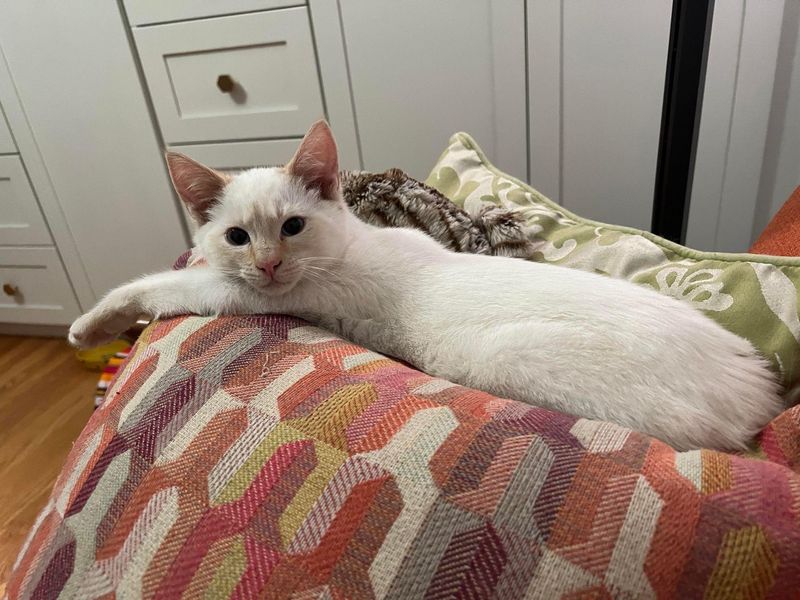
[0,319,150,341]
[0,323,69,338]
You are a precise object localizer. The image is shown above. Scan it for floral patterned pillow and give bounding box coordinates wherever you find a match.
[426,133,800,395]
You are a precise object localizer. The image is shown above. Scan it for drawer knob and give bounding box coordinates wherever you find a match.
[3,283,18,296]
[217,74,236,93]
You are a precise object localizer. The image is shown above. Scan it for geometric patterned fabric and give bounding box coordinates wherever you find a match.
[8,314,800,598]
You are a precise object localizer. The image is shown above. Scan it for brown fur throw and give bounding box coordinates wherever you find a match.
[341,169,535,259]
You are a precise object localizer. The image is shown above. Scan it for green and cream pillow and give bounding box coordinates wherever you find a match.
[426,133,800,393]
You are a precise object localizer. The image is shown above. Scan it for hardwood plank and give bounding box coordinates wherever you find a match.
[0,335,95,585]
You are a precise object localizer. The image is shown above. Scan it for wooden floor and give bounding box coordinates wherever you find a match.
[0,336,96,588]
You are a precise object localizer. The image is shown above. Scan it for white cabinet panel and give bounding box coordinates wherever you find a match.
[124,0,304,26]
[0,155,51,245]
[136,8,324,144]
[528,0,671,230]
[0,247,80,325]
[339,0,527,181]
[307,0,361,170]
[0,106,14,154]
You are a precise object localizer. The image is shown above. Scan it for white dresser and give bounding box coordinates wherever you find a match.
[0,74,81,329]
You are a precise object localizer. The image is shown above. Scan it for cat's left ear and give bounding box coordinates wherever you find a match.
[165,152,230,224]
[287,120,339,200]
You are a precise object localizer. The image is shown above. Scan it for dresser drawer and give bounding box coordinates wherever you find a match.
[124,0,304,26]
[0,106,15,153]
[169,139,301,172]
[135,8,324,144]
[0,155,51,245]
[0,247,81,325]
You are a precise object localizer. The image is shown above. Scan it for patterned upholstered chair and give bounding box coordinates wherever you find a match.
[7,180,800,599]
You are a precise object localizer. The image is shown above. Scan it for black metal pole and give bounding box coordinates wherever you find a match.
[651,0,715,243]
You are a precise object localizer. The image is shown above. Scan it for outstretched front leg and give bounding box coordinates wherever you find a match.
[68,268,249,348]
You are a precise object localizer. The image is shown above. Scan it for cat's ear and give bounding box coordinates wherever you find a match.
[165,152,230,224]
[287,120,339,200]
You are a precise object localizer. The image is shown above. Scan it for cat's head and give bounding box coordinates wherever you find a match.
[166,120,348,296]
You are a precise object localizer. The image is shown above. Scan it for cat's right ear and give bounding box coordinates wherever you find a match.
[165,152,230,225]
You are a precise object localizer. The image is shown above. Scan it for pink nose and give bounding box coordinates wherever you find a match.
[257,258,282,278]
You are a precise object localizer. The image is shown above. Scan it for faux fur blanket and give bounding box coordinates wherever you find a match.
[342,169,536,259]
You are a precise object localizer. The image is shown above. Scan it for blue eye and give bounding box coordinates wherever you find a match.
[281,217,305,237]
[225,227,250,246]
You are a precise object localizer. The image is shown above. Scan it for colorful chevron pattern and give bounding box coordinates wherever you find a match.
[8,315,800,598]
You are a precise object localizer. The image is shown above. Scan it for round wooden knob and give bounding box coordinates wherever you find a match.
[217,74,235,93]
[3,283,18,296]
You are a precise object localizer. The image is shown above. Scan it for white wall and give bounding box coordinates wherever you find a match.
[754,1,800,237]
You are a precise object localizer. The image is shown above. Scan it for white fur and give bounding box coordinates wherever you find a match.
[70,167,783,451]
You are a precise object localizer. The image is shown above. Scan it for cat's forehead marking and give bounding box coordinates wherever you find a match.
[222,167,306,222]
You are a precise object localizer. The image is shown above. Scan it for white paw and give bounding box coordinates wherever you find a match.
[68,309,133,348]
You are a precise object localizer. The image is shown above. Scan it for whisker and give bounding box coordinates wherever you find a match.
[296,256,344,265]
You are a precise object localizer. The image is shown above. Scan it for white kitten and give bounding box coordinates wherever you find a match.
[69,121,783,451]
